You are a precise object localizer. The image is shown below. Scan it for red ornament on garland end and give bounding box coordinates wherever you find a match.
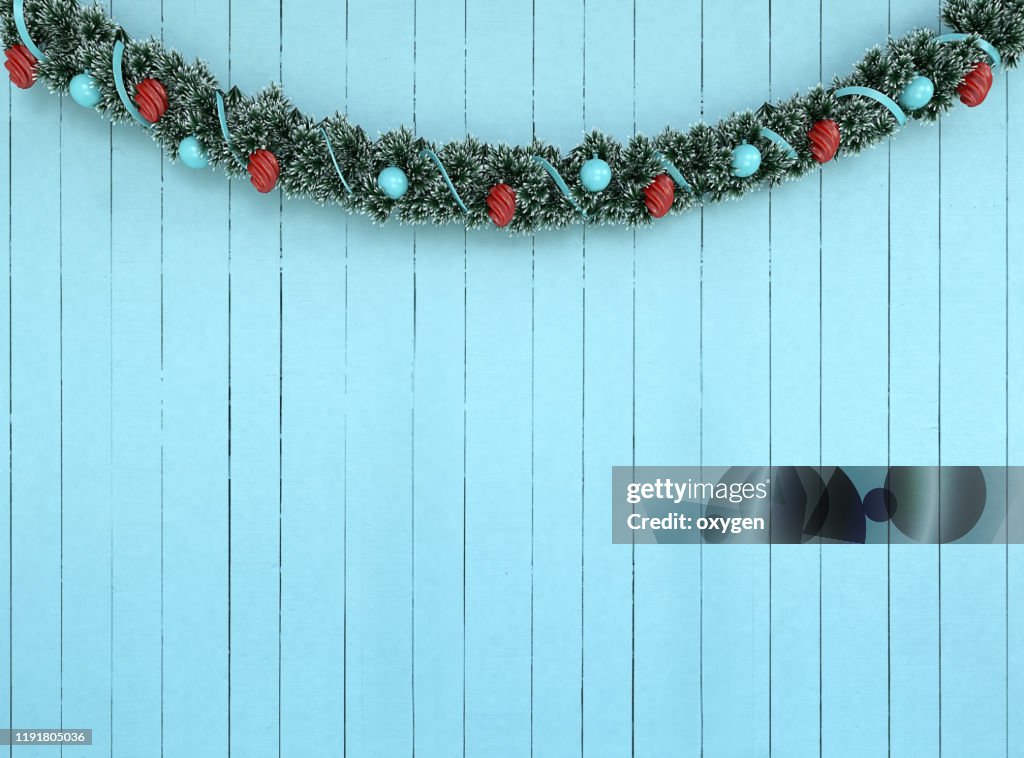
[487,183,516,228]
[248,149,280,194]
[958,61,994,108]
[135,78,169,123]
[4,45,38,90]
[644,173,675,219]
[808,119,841,164]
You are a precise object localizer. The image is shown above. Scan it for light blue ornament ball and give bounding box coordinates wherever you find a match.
[730,143,762,178]
[898,75,935,110]
[69,73,101,108]
[178,136,209,169]
[580,157,612,193]
[378,166,409,200]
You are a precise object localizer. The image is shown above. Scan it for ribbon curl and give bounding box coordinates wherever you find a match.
[419,149,469,214]
[13,0,46,60]
[833,86,908,126]
[532,157,587,219]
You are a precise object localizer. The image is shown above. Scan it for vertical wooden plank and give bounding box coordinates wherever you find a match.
[410,0,466,754]
[700,1,771,755]
[819,3,889,755]
[59,51,114,758]
[9,27,61,758]
[888,3,941,755]
[532,2,584,754]
[108,1,164,752]
[345,0,414,753]
[227,0,284,755]
[633,1,703,755]
[161,2,230,755]
[580,1,634,755]
[938,30,1009,756]
[463,0,533,754]
[767,0,824,754]
[0,38,10,748]
[1008,66,1024,758]
[279,1,347,755]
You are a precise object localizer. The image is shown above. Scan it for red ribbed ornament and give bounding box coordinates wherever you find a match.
[248,149,280,194]
[958,62,993,108]
[487,183,516,228]
[135,78,169,123]
[4,45,37,90]
[808,119,841,164]
[644,174,675,219]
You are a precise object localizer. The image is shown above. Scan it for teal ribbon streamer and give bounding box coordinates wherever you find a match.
[935,33,1002,69]
[833,86,908,126]
[419,148,469,214]
[654,152,695,194]
[759,127,799,160]
[13,0,46,61]
[532,157,587,219]
[216,91,248,166]
[112,41,150,128]
[320,127,354,195]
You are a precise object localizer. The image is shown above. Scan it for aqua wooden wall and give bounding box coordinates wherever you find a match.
[1,0,1022,755]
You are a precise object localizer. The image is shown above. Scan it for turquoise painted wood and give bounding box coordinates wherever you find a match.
[532,4,585,756]
[10,25,61,758]
[110,1,164,755]
[889,6,941,758]
[0,41,10,758]
[767,3,823,757]
[581,4,635,756]
[1010,55,1024,758]
[939,34,1010,758]
[60,88,113,758]
[0,0,1020,756]
[411,2,465,756]
[162,1,230,756]
[0,39,9,758]
[701,1,772,755]
[464,1,534,754]
[633,1,702,754]
[820,3,891,756]
[280,1,348,754]
[345,1,415,754]
[229,1,284,756]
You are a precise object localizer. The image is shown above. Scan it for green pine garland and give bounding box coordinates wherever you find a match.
[3,0,1023,232]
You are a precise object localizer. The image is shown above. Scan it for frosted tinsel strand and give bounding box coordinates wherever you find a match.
[2,0,1022,233]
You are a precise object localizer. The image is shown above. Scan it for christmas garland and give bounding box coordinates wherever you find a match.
[3,0,1023,233]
